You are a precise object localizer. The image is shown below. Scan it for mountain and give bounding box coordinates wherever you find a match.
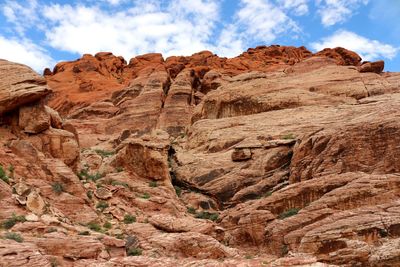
[0,45,399,266]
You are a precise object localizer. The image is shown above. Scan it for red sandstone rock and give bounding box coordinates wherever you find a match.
[1,45,400,266]
[359,60,385,73]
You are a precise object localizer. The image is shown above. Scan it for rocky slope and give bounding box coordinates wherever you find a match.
[0,45,399,267]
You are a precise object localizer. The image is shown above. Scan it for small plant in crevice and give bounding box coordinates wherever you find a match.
[115,166,124,172]
[2,214,26,229]
[187,206,196,214]
[379,228,388,238]
[115,233,124,239]
[8,164,14,178]
[263,191,272,197]
[127,247,142,256]
[50,257,59,267]
[77,167,104,182]
[51,182,64,195]
[110,180,129,188]
[281,244,289,256]
[149,181,158,188]
[281,133,296,140]
[0,165,9,184]
[78,230,90,236]
[174,185,182,197]
[141,192,150,199]
[279,208,300,219]
[96,201,109,211]
[103,221,112,229]
[194,211,219,222]
[46,227,57,233]
[87,222,102,232]
[4,232,23,242]
[123,214,136,224]
[86,190,93,199]
[95,149,115,158]
[77,167,89,180]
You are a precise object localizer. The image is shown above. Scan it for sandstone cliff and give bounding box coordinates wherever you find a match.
[0,45,398,266]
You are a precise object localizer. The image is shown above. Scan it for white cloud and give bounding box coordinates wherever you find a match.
[104,0,125,5]
[213,25,245,58]
[0,36,54,72]
[277,0,309,16]
[41,1,221,59]
[316,0,369,26]
[310,30,398,61]
[217,0,300,52]
[1,0,40,35]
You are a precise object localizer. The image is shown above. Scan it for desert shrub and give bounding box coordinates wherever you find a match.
[2,214,26,229]
[77,168,89,180]
[46,227,57,233]
[78,230,90,236]
[110,180,129,188]
[174,186,182,197]
[115,166,124,172]
[141,193,150,199]
[279,208,300,219]
[50,257,59,267]
[282,133,295,140]
[77,168,104,182]
[195,211,219,221]
[87,222,102,232]
[187,207,196,214]
[52,182,64,195]
[86,190,93,199]
[8,164,14,178]
[127,247,142,256]
[0,165,9,184]
[263,191,272,197]
[123,214,136,224]
[281,244,289,256]
[149,181,158,187]
[103,221,112,229]
[95,149,115,158]
[90,172,105,182]
[4,232,23,242]
[96,201,109,211]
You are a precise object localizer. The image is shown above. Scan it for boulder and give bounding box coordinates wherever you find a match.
[359,60,385,74]
[0,59,50,115]
[116,132,170,180]
[19,101,50,134]
[34,128,80,167]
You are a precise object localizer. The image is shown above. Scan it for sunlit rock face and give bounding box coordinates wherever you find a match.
[0,46,398,266]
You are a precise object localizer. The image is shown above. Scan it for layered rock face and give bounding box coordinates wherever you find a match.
[1,46,399,266]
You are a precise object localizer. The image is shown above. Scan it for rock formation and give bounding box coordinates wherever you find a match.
[0,45,399,266]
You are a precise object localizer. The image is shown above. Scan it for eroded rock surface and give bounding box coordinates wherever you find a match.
[1,45,399,266]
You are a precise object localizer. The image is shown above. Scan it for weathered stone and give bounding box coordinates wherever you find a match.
[0,59,50,115]
[359,60,385,74]
[231,148,252,161]
[19,102,50,134]
[26,190,46,215]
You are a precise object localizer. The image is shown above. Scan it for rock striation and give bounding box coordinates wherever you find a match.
[0,45,399,266]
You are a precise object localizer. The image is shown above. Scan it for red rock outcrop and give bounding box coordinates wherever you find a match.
[1,45,398,266]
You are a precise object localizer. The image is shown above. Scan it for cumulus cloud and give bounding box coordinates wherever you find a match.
[40,1,222,60]
[215,0,301,54]
[0,36,54,72]
[2,0,40,35]
[310,30,398,61]
[277,0,309,16]
[316,0,369,26]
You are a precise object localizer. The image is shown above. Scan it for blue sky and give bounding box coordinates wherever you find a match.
[0,0,399,72]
